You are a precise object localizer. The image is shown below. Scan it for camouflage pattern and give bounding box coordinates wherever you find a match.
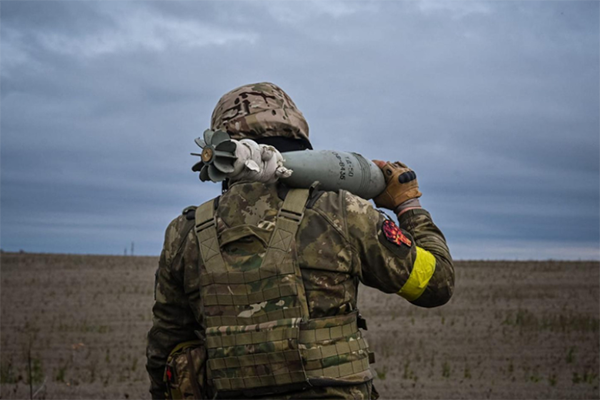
[196,188,371,395]
[210,83,310,146]
[164,341,207,399]
[147,182,454,399]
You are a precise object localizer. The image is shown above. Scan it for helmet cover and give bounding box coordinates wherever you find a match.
[210,82,310,147]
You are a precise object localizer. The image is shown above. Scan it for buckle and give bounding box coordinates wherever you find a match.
[195,218,215,233]
[277,209,304,224]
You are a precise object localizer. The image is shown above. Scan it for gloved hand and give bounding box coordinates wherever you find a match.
[230,139,292,184]
[372,160,422,211]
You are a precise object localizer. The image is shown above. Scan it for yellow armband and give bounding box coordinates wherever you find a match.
[398,247,436,301]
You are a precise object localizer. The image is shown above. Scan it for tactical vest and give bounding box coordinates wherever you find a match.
[194,188,372,396]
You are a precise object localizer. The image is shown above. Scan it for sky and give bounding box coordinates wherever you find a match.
[1,1,598,260]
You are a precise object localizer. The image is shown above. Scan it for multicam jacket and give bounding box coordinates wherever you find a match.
[147,181,454,399]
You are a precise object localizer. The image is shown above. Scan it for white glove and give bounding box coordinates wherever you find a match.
[229,139,293,183]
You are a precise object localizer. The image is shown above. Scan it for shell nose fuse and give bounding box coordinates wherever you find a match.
[192,130,386,200]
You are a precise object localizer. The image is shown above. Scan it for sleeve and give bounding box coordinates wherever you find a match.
[343,191,454,308]
[146,216,200,399]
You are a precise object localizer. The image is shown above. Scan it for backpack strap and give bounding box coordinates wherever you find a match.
[263,188,311,320]
[194,198,225,274]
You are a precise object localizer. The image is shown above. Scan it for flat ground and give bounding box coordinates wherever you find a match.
[1,253,598,399]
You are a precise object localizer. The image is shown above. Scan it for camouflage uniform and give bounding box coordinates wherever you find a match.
[147,181,454,399]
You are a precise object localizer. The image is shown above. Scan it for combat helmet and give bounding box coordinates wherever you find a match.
[210,82,312,150]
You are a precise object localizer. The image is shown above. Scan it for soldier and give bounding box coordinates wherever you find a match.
[146,82,454,399]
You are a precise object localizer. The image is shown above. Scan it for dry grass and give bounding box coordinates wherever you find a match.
[1,254,598,399]
[1,253,154,399]
[359,260,599,399]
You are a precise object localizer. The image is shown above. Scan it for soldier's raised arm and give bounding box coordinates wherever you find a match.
[344,160,454,307]
[146,215,200,399]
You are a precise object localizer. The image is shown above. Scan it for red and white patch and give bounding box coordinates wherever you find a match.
[382,220,412,247]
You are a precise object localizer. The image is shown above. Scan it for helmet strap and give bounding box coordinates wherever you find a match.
[254,137,313,152]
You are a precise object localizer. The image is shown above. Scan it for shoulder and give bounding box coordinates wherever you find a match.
[340,191,376,216]
[181,205,197,220]
[161,207,197,266]
[303,189,379,236]
[311,189,378,219]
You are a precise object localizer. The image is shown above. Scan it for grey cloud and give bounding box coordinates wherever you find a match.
[1,1,598,259]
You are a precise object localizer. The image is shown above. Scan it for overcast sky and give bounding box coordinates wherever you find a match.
[1,1,598,260]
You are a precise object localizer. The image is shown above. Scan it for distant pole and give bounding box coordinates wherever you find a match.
[28,345,33,399]
[131,242,134,256]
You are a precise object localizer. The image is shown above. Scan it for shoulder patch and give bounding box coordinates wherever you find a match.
[382,219,412,247]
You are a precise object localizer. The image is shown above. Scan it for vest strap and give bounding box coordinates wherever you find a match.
[263,189,311,320]
[195,199,225,274]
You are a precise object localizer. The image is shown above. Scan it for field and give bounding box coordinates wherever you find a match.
[1,253,598,399]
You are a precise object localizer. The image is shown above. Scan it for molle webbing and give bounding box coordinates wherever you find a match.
[195,188,311,319]
[198,261,295,286]
[205,307,304,327]
[298,312,370,380]
[195,189,371,395]
[202,282,298,306]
